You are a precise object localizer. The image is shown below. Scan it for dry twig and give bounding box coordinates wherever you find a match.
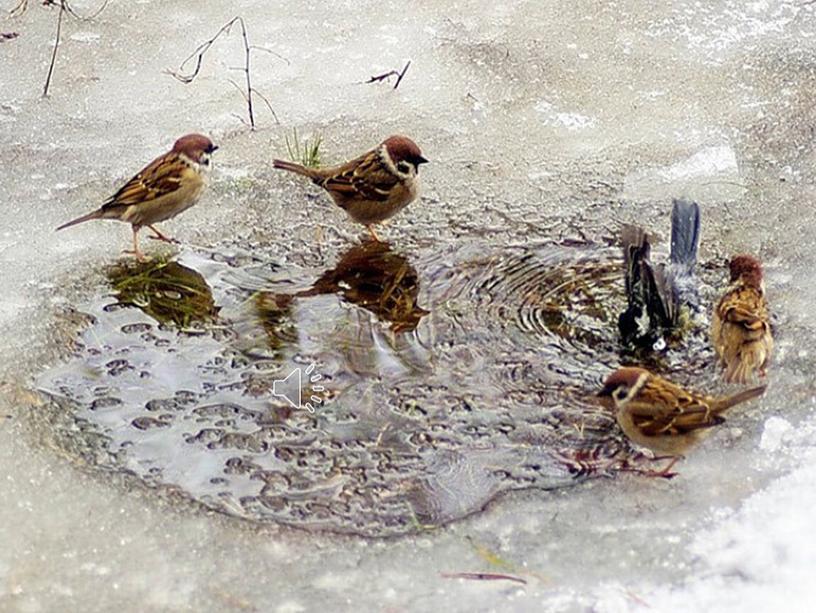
[166,16,280,130]
[38,1,110,97]
[11,0,108,19]
[363,60,412,89]
[440,572,528,585]
[42,1,66,97]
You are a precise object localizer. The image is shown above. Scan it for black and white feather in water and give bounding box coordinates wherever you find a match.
[618,199,701,350]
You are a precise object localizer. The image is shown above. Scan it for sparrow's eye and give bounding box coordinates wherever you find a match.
[397,161,413,174]
[612,385,629,402]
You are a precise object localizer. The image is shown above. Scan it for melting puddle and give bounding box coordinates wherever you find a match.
[35,239,713,536]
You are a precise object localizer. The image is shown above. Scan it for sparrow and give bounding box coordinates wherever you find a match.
[597,367,765,470]
[272,135,428,241]
[618,198,701,350]
[56,133,218,261]
[711,254,773,383]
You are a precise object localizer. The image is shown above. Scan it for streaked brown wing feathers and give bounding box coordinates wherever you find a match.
[320,151,396,202]
[101,154,184,210]
[719,288,768,330]
[627,380,718,435]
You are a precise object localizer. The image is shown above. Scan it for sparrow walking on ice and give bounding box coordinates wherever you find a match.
[273,135,428,241]
[57,133,218,260]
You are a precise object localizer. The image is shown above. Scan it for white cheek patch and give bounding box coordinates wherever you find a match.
[379,146,399,174]
[626,373,650,403]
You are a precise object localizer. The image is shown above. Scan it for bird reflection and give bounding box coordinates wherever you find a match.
[106,258,218,327]
[296,240,428,332]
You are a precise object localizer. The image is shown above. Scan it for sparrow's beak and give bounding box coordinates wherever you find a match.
[210,145,219,153]
[416,155,429,165]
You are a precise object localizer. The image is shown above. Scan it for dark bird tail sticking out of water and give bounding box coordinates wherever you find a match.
[618,198,701,350]
[668,197,701,309]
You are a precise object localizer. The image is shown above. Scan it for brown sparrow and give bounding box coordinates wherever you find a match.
[272,135,428,241]
[57,134,218,261]
[711,255,773,383]
[597,367,766,467]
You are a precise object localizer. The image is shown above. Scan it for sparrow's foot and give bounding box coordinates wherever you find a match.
[366,225,381,242]
[616,453,681,479]
[652,455,680,478]
[147,225,179,244]
[616,464,678,479]
[121,249,151,262]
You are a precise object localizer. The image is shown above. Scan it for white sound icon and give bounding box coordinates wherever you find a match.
[272,363,325,413]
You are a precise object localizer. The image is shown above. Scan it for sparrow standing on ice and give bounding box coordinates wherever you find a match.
[273,135,428,241]
[57,133,218,261]
[597,366,766,471]
[618,198,701,349]
[711,254,773,383]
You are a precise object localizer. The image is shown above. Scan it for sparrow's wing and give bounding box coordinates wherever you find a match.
[644,262,678,329]
[320,151,398,202]
[618,226,656,343]
[621,225,650,297]
[627,380,720,435]
[632,407,724,436]
[718,287,769,337]
[101,153,186,211]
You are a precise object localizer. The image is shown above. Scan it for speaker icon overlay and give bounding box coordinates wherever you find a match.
[272,363,325,413]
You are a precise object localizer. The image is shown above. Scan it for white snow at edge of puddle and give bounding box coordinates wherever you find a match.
[535,100,596,130]
[658,145,738,181]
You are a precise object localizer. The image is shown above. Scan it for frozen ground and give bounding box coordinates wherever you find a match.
[2,0,816,610]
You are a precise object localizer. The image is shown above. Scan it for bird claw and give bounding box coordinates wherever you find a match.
[147,234,179,244]
[121,249,151,262]
[365,226,382,242]
[617,453,680,479]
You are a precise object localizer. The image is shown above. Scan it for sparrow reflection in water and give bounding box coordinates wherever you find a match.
[295,240,428,332]
[107,258,218,327]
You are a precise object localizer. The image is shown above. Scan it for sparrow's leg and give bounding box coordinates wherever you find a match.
[656,455,679,478]
[121,226,148,262]
[366,225,381,242]
[147,225,179,244]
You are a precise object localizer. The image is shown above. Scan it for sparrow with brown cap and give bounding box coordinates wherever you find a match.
[597,366,766,474]
[57,133,218,261]
[711,254,773,383]
[273,135,428,241]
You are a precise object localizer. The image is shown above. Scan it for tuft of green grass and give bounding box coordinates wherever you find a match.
[285,128,322,168]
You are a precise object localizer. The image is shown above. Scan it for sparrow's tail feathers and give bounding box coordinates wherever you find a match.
[723,345,769,384]
[272,159,315,179]
[717,383,767,412]
[56,209,103,231]
[670,198,700,271]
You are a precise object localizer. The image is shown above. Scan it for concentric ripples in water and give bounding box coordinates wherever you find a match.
[36,239,706,536]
